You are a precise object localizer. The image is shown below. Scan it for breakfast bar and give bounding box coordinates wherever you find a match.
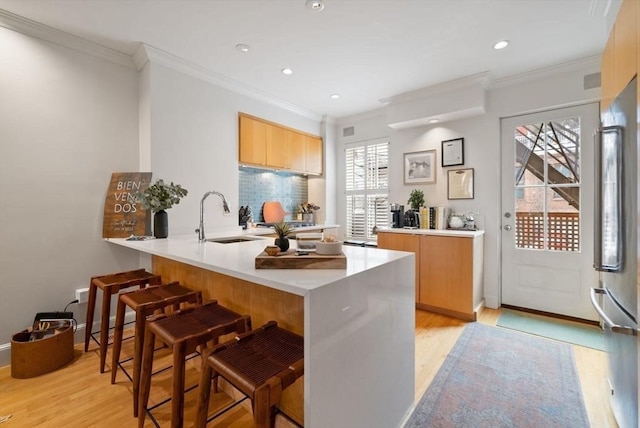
[107,232,415,427]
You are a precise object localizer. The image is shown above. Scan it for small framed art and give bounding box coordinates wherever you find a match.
[447,168,474,199]
[404,150,436,184]
[441,138,464,167]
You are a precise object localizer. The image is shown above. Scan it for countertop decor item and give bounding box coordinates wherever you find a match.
[136,179,188,238]
[264,245,280,256]
[255,250,346,269]
[273,221,292,252]
[299,202,320,224]
[315,240,343,255]
[407,189,424,210]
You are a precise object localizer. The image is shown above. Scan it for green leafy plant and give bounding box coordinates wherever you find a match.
[407,189,425,210]
[272,221,292,239]
[137,179,188,213]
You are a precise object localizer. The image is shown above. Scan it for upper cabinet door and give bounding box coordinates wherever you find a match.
[267,125,288,168]
[288,130,307,172]
[306,136,323,175]
[239,115,267,165]
[614,0,637,92]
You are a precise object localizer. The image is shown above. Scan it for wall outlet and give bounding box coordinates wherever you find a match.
[75,287,89,304]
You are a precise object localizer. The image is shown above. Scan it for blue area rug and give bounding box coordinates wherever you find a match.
[406,323,589,428]
[497,308,605,351]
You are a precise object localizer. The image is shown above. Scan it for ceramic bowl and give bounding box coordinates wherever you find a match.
[315,241,343,255]
[264,245,280,256]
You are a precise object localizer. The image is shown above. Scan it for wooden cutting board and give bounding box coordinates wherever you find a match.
[255,250,346,269]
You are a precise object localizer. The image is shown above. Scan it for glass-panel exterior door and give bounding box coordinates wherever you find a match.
[501,103,599,320]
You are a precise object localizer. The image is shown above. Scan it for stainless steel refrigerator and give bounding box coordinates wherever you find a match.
[590,77,638,428]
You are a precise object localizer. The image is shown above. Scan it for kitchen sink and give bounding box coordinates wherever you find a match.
[205,236,262,244]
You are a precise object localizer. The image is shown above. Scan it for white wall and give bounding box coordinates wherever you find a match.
[336,58,600,309]
[0,27,141,364]
[143,58,323,237]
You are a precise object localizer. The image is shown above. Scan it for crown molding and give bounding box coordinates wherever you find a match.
[489,55,601,89]
[0,9,136,69]
[134,43,323,122]
[335,107,386,126]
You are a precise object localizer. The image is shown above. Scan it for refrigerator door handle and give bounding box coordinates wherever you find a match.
[590,288,637,336]
[593,125,624,272]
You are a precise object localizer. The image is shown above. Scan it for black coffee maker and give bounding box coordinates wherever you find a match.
[404,209,420,228]
[390,204,404,228]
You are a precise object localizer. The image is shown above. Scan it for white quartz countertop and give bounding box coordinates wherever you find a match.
[106,229,411,297]
[376,227,484,238]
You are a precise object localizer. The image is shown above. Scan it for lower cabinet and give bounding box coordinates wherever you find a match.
[376,232,420,303]
[378,231,484,320]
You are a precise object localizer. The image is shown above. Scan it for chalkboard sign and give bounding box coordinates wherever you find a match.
[102,172,152,238]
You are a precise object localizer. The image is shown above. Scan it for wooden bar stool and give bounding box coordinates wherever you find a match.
[195,321,304,428]
[84,268,162,373]
[138,301,251,428]
[110,281,203,416]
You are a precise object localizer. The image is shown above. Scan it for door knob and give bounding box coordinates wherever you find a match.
[504,225,512,231]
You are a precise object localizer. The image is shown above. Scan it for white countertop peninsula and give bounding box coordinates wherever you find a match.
[107,231,415,428]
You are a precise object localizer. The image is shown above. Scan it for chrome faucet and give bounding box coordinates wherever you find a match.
[196,191,230,242]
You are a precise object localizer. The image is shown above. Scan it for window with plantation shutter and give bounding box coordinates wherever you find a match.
[345,139,389,240]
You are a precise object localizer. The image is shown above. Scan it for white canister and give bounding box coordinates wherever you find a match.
[449,215,464,229]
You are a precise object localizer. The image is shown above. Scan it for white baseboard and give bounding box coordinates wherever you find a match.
[0,311,136,369]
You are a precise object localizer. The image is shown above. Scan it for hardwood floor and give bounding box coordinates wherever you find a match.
[0,308,617,427]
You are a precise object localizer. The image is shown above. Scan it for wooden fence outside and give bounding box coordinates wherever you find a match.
[515,211,579,251]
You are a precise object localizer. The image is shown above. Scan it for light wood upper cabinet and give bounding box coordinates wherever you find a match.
[306,136,323,175]
[601,29,616,111]
[238,113,323,175]
[614,0,637,92]
[602,0,638,111]
[239,114,267,165]
[267,125,288,168]
[288,131,307,172]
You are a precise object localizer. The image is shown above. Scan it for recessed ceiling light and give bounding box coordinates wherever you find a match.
[330,94,340,99]
[429,119,439,124]
[305,0,325,12]
[493,40,509,50]
[281,68,293,75]
[235,44,250,52]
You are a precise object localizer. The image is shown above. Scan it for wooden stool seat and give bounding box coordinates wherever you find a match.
[84,268,162,373]
[195,321,304,428]
[110,281,203,416]
[138,301,251,428]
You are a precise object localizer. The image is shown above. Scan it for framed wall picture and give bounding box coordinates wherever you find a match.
[441,137,464,167]
[404,150,437,184]
[447,168,474,199]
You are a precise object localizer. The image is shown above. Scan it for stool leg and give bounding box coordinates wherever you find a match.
[254,384,274,428]
[195,360,214,428]
[171,342,187,428]
[110,297,127,384]
[84,281,98,352]
[131,307,146,417]
[137,328,156,425]
[99,286,113,373]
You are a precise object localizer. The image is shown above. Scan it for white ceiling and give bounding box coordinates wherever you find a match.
[0,0,620,119]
